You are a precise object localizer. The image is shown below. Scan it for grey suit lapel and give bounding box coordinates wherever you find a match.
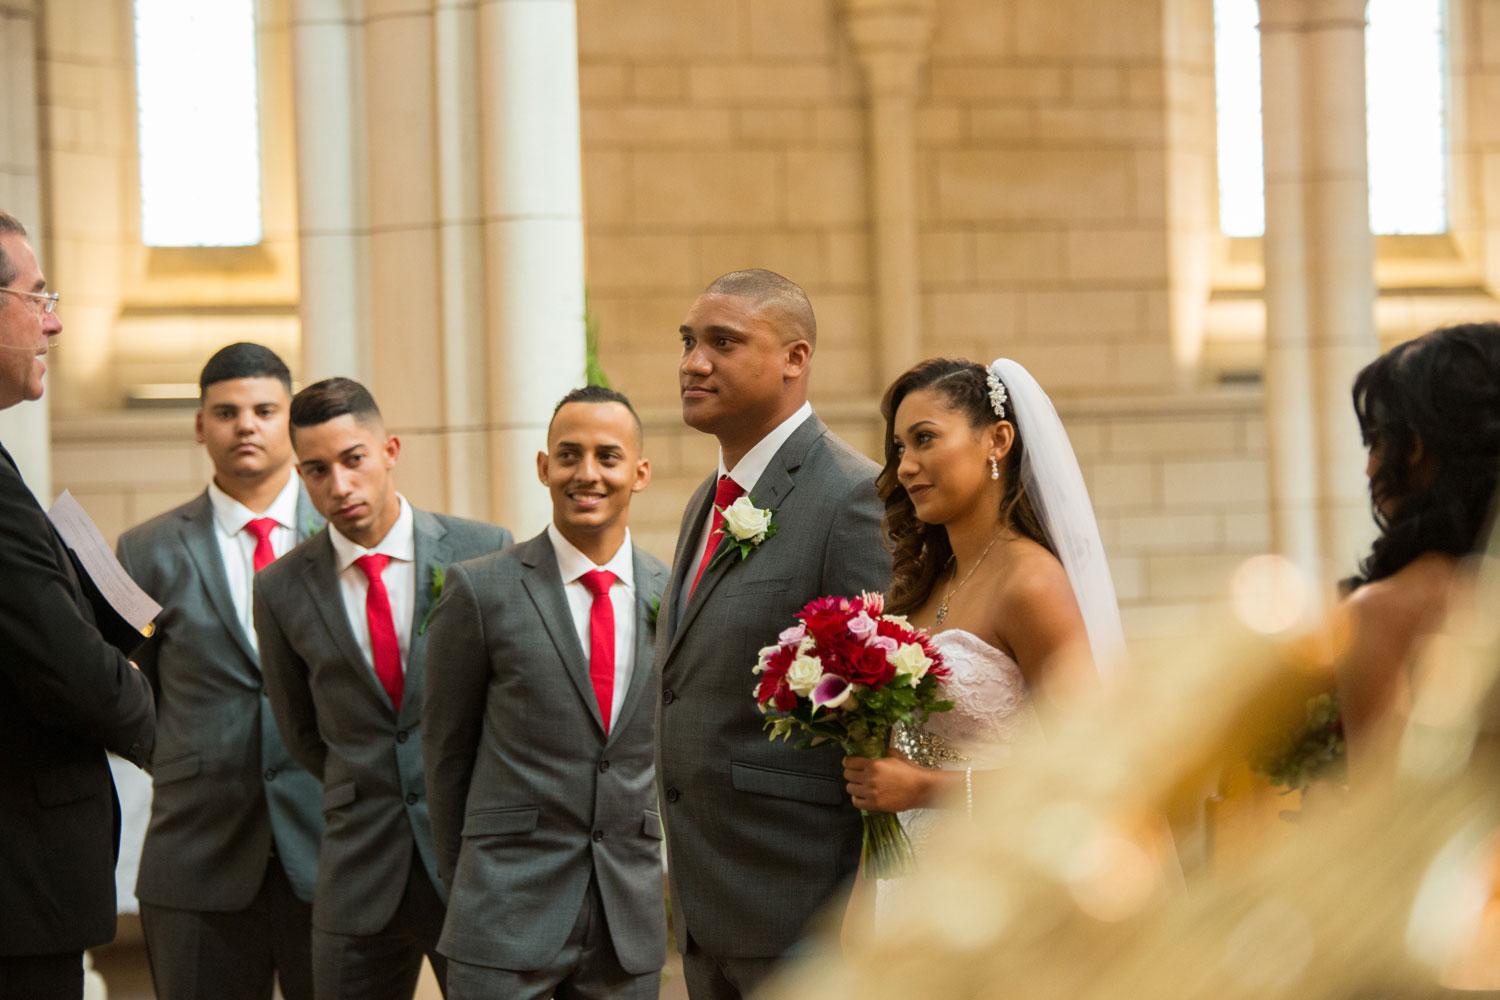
[519,533,607,735]
[607,551,664,748]
[402,508,451,727]
[665,475,716,639]
[666,416,826,659]
[178,491,259,665]
[299,534,390,707]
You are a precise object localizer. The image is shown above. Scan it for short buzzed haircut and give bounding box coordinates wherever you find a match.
[0,211,29,287]
[199,342,293,398]
[704,268,817,347]
[289,377,382,434]
[549,384,643,445]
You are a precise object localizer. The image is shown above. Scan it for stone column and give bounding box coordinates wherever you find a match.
[476,0,586,536]
[0,1,49,500]
[1258,0,1322,586]
[1256,0,1376,590]
[289,0,369,383]
[1303,0,1378,582]
[842,0,934,392]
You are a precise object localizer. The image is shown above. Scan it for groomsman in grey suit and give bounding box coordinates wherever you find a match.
[117,343,324,1000]
[424,385,669,1000]
[254,378,512,1000]
[656,269,891,999]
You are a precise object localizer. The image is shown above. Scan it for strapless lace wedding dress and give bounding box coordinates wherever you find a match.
[876,629,1041,909]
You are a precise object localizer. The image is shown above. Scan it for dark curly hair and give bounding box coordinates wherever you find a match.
[1350,322,1500,587]
[879,358,1052,616]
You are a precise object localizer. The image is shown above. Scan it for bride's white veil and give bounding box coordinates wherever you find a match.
[990,358,1127,679]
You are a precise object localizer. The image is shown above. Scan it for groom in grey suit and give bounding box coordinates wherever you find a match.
[255,378,511,1000]
[657,270,891,999]
[425,386,668,1000]
[117,343,323,1000]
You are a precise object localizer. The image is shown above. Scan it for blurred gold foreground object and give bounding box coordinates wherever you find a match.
[765,538,1500,999]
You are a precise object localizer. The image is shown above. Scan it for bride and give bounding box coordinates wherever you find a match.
[842,357,1125,884]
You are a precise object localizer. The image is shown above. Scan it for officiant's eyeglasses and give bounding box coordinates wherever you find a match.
[0,287,60,314]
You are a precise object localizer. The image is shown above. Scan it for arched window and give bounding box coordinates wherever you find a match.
[134,0,263,247]
[1214,0,1447,238]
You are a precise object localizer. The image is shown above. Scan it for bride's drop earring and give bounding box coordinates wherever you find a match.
[989,456,1000,480]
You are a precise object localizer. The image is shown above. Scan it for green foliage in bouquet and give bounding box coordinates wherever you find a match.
[1251,692,1346,791]
[765,673,953,759]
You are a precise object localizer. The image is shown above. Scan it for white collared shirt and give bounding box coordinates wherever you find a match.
[688,401,813,591]
[207,472,301,652]
[547,523,637,728]
[328,495,416,676]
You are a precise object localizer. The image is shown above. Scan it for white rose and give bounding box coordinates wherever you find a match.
[720,496,772,543]
[785,653,825,696]
[890,642,932,685]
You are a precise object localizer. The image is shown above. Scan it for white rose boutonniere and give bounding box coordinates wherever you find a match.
[708,495,778,571]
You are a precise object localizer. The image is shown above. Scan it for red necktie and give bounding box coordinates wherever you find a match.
[354,554,404,710]
[246,517,278,572]
[689,475,745,598]
[579,570,617,734]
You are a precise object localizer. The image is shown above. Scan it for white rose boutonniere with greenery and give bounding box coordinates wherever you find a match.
[708,495,778,571]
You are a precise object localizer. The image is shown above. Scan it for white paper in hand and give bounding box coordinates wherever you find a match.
[47,489,162,634]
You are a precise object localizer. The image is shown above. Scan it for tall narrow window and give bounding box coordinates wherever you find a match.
[1214,0,1448,237]
[1215,0,1265,238]
[134,0,263,247]
[1365,0,1447,235]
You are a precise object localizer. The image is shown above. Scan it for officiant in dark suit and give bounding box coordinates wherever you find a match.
[255,377,511,1000]
[655,270,890,1000]
[116,343,324,1000]
[424,386,669,1000]
[0,211,156,1000]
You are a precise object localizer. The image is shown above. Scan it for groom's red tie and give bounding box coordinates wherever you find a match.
[354,554,404,710]
[689,475,745,598]
[579,570,617,734]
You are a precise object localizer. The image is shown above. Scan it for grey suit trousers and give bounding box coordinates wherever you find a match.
[445,878,658,1000]
[311,849,447,1000]
[141,855,313,1000]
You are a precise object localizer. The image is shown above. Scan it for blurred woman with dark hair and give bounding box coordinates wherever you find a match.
[1338,322,1500,774]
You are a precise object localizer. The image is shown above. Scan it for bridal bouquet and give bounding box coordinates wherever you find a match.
[753,591,951,878]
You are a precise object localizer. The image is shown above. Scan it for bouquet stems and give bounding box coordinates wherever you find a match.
[850,735,916,880]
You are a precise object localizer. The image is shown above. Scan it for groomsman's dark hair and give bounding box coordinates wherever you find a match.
[704,267,817,348]
[289,377,383,435]
[198,342,293,397]
[550,384,643,444]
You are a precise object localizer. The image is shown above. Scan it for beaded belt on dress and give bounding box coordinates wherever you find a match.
[892,719,970,770]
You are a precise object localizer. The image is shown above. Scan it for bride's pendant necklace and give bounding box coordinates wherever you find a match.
[935,529,1005,626]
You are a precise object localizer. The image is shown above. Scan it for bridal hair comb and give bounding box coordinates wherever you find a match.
[985,368,1008,419]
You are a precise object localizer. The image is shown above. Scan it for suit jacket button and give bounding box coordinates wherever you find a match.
[592,829,605,842]
[264,769,277,781]
[665,787,680,802]
[598,760,610,774]
[662,689,675,705]
[396,730,408,743]
[405,793,418,805]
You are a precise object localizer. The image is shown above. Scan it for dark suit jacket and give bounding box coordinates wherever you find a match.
[117,487,326,911]
[655,414,891,958]
[423,531,669,974]
[254,509,511,935]
[0,441,156,956]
